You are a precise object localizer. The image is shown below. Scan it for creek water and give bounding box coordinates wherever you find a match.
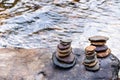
[0,0,120,60]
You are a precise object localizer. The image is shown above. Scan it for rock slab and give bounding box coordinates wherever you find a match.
[43,48,120,80]
[0,48,119,80]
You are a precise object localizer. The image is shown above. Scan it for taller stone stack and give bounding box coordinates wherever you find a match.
[89,36,111,58]
[52,39,76,69]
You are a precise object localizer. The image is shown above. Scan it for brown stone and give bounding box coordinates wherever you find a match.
[73,0,80,2]
[91,41,106,46]
[85,46,96,53]
[89,36,109,42]
[56,52,75,64]
[57,52,70,58]
[57,44,70,50]
[97,49,111,58]
[85,45,96,56]
[57,47,72,54]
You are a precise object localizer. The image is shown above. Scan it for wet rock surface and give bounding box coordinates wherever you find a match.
[44,48,120,80]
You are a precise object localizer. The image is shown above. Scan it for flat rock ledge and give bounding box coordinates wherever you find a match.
[0,48,51,80]
[0,48,119,80]
[43,48,120,80]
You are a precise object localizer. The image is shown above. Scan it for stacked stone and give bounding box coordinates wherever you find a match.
[83,46,100,71]
[52,39,76,69]
[89,36,111,58]
[73,0,80,2]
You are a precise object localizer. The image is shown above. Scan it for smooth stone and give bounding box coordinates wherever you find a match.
[56,52,75,64]
[57,47,72,54]
[57,52,70,58]
[85,46,96,52]
[86,53,96,60]
[52,53,76,69]
[89,36,109,42]
[84,58,96,64]
[57,44,70,50]
[91,41,106,46]
[83,60,98,67]
[60,39,72,46]
[95,45,108,52]
[73,0,80,2]
[60,39,72,43]
[97,49,111,58]
[85,51,95,55]
[85,62,100,71]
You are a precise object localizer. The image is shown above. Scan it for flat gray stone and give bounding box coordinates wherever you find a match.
[89,36,109,42]
[52,53,76,68]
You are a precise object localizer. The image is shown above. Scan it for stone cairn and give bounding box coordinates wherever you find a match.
[83,46,100,71]
[52,39,76,68]
[89,36,111,58]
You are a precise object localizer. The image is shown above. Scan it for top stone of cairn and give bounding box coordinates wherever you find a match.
[89,36,109,42]
[60,39,72,45]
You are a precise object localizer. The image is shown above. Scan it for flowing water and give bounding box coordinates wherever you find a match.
[0,0,120,59]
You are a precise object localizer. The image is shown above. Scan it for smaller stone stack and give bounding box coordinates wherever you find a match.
[52,39,76,69]
[89,36,111,58]
[83,46,100,71]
